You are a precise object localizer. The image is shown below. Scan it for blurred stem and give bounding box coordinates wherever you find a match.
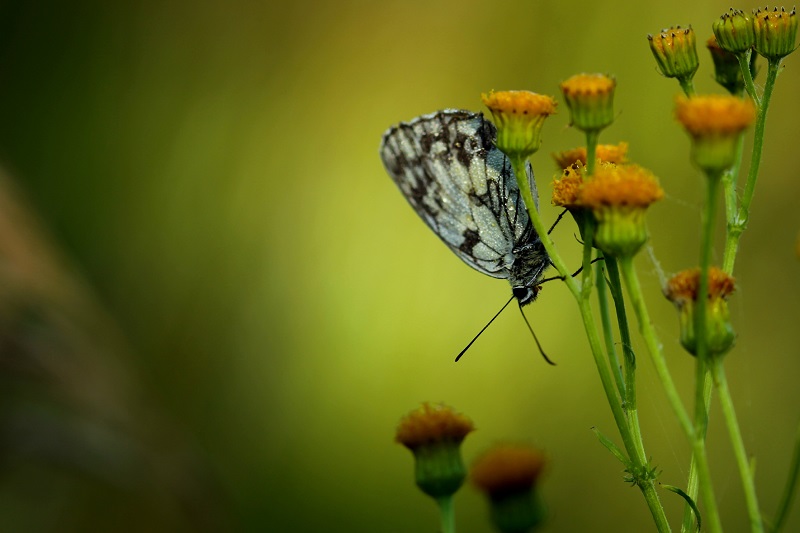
[679,77,696,97]
[511,156,669,531]
[711,361,764,533]
[737,50,760,106]
[686,174,723,532]
[724,58,780,273]
[721,134,745,274]
[586,130,599,176]
[437,495,455,533]
[771,422,800,532]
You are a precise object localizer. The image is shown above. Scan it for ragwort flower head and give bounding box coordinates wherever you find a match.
[664,267,736,357]
[752,6,798,60]
[675,95,756,174]
[396,403,475,499]
[648,25,700,81]
[482,90,557,160]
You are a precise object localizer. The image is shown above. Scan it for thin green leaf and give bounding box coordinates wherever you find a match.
[591,427,633,470]
[771,422,800,532]
[663,484,701,532]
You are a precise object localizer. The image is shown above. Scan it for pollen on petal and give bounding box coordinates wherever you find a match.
[552,163,585,208]
[675,95,756,137]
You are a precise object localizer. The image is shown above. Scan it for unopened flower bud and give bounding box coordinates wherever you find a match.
[396,403,474,499]
[482,90,557,161]
[713,9,756,54]
[472,444,547,533]
[648,26,700,82]
[664,267,736,357]
[559,74,616,134]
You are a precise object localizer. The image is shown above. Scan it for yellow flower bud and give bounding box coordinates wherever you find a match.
[559,74,616,133]
[481,90,557,160]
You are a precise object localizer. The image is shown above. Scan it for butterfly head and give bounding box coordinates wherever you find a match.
[513,285,540,307]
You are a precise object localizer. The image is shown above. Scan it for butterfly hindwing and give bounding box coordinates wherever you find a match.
[380,109,540,280]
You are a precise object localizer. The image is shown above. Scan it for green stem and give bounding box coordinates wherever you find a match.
[620,255,719,533]
[618,257,693,437]
[725,58,781,273]
[680,371,713,533]
[511,156,669,531]
[679,77,696,97]
[437,495,455,533]
[737,49,760,106]
[711,361,764,533]
[596,259,626,400]
[721,134,746,274]
[605,256,636,413]
[683,174,724,532]
[771,422,800,532]
[586,130,599,176]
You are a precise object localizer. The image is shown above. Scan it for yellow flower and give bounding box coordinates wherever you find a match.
[481,90,557,160]
[675,95,756,174]
[664,267,736,357]
[559,73,616,133]
[552,142,628,170]
[580,163,664,257]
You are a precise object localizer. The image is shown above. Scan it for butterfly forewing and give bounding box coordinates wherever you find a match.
[380,109,549,305]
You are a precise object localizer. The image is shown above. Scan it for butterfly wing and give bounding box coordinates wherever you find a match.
[380,109,539,279]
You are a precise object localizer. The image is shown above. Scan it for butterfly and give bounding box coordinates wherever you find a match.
[380,110,554,361]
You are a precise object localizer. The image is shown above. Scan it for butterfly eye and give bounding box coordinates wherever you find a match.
[513,286,534,303]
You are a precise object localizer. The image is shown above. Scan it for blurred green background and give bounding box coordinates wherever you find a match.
[0,1,797,531]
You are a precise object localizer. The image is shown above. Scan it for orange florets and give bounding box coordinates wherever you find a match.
[395,403,475,450]
[665,267,736,305]
[580,163,664,209]
[560,73,616,97]
[481,90,557,118]
[552,142,629,169]
[471,444,546,496]
[675,95,756,137]
[551,163,585,208]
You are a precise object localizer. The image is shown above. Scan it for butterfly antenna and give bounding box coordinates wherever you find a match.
[548,208,568,235]
[455,295,515,362]
[539,257,605,284]
[518,304,556,366]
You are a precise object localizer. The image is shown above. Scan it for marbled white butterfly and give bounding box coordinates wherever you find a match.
[380,109,551,309]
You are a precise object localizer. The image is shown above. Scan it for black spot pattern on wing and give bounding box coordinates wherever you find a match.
[380,110,550,300]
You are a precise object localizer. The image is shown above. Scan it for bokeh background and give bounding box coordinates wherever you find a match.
[0,1,797,531]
